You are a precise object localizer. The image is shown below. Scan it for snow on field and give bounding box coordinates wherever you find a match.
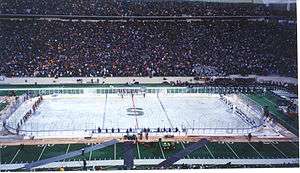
[6,97,38,129]
[12,93,254,134]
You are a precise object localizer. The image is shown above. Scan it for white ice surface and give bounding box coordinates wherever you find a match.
[17,93,252,133]
[6,97,38,129]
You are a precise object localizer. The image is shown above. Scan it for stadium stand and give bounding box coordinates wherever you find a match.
[0,0,296,17]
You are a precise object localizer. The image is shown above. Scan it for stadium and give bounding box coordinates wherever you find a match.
[0,0,298,171]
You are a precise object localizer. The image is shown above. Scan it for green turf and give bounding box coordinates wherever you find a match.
[163,143,184,158]
[138,142,163,159]
[249,142,285,159]
[90,145,114,160]
[177,142,190,159]
[206,142,237,159]
[0,146,19,164]
[0,90,9,96]
[247,94,298,135]
[0,90,27,96]
[12,145,43,163]
[40,144,68,160]
[0,102,7,111]
[272,142,299,158]
[114,143,140,160]
[65,144,91,161]
[227,142,261,159]
[293,142,299,147]
[183,142,212,159]
[67,144,86,152]
[264,91,289,106]
[1,141,298,165]
[133,143,140,159]
[115,143,123,160]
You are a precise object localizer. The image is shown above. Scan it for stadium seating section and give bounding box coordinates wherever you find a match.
[0,20,296,78]
[0,0,296,17]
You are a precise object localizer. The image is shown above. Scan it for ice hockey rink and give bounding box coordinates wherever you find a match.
[4,93,265,138]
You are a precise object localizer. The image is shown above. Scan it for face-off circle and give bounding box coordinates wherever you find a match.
[126,108,144,116]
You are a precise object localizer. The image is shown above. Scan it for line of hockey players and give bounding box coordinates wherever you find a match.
[15,96,43,134]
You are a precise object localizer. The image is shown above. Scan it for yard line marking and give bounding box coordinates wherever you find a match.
[261,97,277,106]
[271,143,287,158]
[180,142,190,159]
[114,143,116,160]
[225,142,240,159]
[156,94,173,128]
[65,144,70,154]
[136,142,141,159]
[205,145,215,159]
[289,140,299,148]
[102,94,108,129]
[158,142,166,159]
[63,144,70,162]
[9,148,20,164]
[89,144,93,161]
[38,145,47,161]
[248,142,264,159]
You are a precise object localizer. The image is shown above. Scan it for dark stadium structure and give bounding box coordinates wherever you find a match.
[0,0,298,171]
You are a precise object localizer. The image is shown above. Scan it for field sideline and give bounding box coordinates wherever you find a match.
[1,141,299,165]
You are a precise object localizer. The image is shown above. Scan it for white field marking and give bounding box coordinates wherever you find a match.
[205,145,215,159]
[63,144,70,162]
[89,144,93,161]
[136,142,141,159]
[271,143,287,158]
[261,97,277,106]
[65,144,70,154]
[158,142,166,159]
[38,145,47,161]
[114,143,116,160]
[272,115,297,131]
[180,142,190,159]
[289,140,299,148]
[9,148,21,164]
[225,142,240,159]
[248,142,264,159]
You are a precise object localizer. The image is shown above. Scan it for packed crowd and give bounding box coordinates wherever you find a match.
[0,0,296,17]
[0,19,297,78]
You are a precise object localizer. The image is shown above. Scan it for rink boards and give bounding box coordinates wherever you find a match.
[6,93,263,138]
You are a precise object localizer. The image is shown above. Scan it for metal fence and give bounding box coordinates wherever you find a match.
[3,93,30,132]
[3,86,266,96]
[4,126,258,138]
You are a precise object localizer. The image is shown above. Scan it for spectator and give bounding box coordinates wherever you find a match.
[0,19,296,78]
[0,0,296,18]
